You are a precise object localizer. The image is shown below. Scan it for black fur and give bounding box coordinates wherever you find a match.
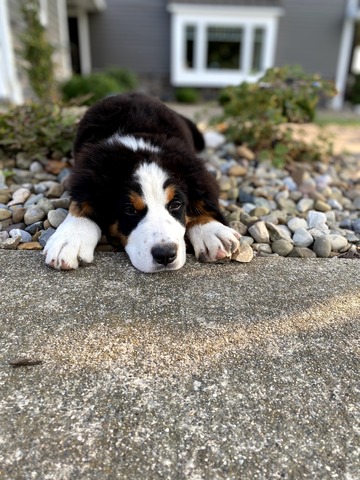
[69,92,226,236]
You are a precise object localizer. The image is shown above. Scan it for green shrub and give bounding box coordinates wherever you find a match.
[175,87,200,104]
[61,73,121,105]
[105,67,138,91]
[216,65,337,166]
[61,68,138,105]
[19,0,57,102]
[0,103,79,158]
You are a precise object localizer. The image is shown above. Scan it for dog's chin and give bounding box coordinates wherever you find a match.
[129,257,186,274]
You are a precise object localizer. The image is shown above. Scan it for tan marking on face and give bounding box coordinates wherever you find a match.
[69,201,94,218]
[109,221,128,246]
[165,185,177,204]
[129,191,146,212]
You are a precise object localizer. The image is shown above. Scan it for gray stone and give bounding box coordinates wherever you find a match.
[29,161,44,174]
[37,198,55,214]
[9,228,32,243]
[248,221,270,243]
[229,221,247,236]
[287,247,317,258]
[352,219,360,234]
[252,243,272,254]
[39,228,56,247]
[25,221,44,234]
[307,228,326,240]
[50,197,71,209]
[16,152,32,169]
[313,237,332,258]
[266,222,292,242]
[327,198,343,210]
[24,207,46,225]
[24,193,44,208]
[47,209,68,228]
[293,228,314,248]
[271,239,294,257]
[0,231,9,241]
[46,183,65,199]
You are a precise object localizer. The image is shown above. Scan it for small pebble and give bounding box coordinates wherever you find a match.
[313,237,332,258]
[248,221,270,244]
[9,229,32,243]
[24,207,46,225]
[293,228,314,248]
[271,239,294,257]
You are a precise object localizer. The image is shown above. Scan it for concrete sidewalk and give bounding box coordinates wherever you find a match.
[0,251,359,479]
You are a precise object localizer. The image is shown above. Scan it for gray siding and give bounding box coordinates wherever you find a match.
[89,0,170,75]
[275,0,346,79]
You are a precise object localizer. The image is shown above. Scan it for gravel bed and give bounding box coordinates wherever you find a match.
[0,131,359,260]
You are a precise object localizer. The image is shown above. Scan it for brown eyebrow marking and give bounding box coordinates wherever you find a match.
[129,191,146,211]
[165,184,177,204]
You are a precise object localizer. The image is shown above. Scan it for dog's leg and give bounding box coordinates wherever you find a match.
[187,216,241,263]
[44,202,101,270]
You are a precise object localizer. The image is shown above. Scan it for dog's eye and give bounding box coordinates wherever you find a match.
[124,205,139,216]
[168,200,182,212]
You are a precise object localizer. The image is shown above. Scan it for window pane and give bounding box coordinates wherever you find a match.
[252,28,265,73]
[185,25,195,69]
[207,26,243,70]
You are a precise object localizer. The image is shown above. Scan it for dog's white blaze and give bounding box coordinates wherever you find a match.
[125,163,186,273]
[44,214,101,269]
[106,133,161,154]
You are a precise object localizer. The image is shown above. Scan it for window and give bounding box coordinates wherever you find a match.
[206,26,243,70]
[168,4,283,87]
[185,25,195,69]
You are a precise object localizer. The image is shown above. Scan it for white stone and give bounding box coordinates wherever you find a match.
[248,221,270,243]
[203,131,226,149]
[307,210,329,233]
[328,234,348,252]
[287,217,308,232]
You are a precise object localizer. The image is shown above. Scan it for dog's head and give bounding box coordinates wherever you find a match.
[109,158,188,273]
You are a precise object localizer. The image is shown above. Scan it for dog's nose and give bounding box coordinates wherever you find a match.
[151,243,177,266]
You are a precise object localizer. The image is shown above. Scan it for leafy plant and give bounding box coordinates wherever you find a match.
[216,65,337,166]
[19,0,57,102]
[175,87,200,104]
[0,103,80,158]
[61,68,138,105]
[105,67,138,91]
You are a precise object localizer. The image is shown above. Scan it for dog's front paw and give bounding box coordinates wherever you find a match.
[187,221,241,262]
[44,214,101,270]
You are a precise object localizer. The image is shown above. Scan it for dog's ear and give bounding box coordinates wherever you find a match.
[177,115,205,152]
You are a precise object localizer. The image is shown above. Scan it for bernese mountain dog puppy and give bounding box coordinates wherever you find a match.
[44,93,240,273]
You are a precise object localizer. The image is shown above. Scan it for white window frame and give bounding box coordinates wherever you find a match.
[168,4,283,87]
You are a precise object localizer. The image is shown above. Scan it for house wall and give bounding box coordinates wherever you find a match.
[276,0,347,79]
[89,0,171,92]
